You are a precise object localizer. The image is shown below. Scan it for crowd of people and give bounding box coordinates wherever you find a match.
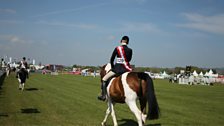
[0,57,29,77]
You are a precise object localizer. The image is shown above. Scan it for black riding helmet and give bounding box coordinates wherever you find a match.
[121,36,129,44]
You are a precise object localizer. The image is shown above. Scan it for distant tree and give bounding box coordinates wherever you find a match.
[174,67,184,74]
[72,64,80,68]
[72,64,99,71]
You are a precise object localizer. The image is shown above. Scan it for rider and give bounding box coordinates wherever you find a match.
[98,36,133,101]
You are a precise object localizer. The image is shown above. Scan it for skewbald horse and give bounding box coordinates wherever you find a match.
[100,63,160,126]
[17,68,28,91]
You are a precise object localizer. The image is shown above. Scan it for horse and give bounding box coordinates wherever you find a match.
[99,63,160,126]
[17,68,28,91]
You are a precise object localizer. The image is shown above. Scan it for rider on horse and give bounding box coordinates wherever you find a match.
[98,36,133,101]
[18,57,29,78]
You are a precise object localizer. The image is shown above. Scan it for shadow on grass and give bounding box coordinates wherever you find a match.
[21,108,40,114]
[119,119,161,126]
[25,88,39,91]
[0,113,9,117]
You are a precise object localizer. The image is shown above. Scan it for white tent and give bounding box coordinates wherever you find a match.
[160,71,170,78]
[192,70,198,77]
[81,69,88,73]
[208,69,218,78]
[162,71,167,76]
[208,69,213,76]
[199,72,204,77]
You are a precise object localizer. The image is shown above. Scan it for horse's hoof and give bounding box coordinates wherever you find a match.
[101,122,105,126]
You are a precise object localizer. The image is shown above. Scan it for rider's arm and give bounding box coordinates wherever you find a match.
[110,48,117,68]
[128,49,133,62]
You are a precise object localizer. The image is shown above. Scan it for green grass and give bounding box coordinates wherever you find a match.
[0,73,224,126]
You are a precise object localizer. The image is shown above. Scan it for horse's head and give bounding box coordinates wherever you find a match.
[100,63,112,82]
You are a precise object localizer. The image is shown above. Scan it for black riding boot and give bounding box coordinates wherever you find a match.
[98,81,107,101]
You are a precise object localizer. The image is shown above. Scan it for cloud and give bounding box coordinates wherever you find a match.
[120,22,161,33]
[32,3,108,18]
[35,20,98,29]
[0,35,46,60]
[177,13,224,35]
[0,35,33,55]
[0,20,23,24]
[0,35,31,44]
[0,9,16,14]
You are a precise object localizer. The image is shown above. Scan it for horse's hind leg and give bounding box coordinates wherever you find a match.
[22,83,25,91]
[140,98,147,124]
[19,84,22,90]
[127,101,143,126]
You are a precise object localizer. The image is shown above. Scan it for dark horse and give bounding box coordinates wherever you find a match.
[17,68,28,90]
[100,63,160,126]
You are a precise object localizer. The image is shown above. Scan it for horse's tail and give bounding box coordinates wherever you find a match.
[138,72,160,120]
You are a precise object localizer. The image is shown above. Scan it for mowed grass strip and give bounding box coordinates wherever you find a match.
[0,73,224,126]
[154,80,224,126]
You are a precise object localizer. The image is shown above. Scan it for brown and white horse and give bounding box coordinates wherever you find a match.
[100,63,160,126]
[17,68,28,91]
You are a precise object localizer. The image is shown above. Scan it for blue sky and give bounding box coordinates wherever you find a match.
[0,0,224,68]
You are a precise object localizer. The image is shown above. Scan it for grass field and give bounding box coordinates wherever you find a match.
[0,73,224,126]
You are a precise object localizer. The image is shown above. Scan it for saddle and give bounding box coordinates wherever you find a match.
[105,73,122,86]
